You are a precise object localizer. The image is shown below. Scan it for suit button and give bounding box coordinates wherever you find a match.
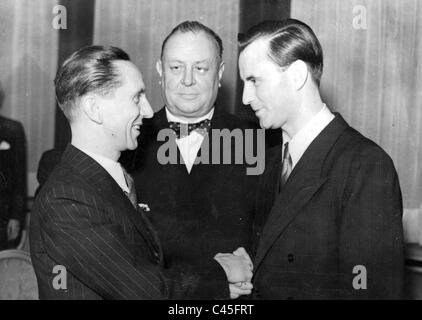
[256,231,261,237]
[287,253,294,262]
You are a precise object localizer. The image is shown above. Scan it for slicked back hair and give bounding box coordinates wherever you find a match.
[54,45,131,121]
[239,19,323,87]
[160,20,223,64]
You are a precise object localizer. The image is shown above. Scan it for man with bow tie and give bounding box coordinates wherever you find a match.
[0,107,27,250]
[121,21,260,298]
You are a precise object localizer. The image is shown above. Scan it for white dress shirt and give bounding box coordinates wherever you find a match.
[165,108,214,173]
[282,104,335,169]
[73,145,129,193]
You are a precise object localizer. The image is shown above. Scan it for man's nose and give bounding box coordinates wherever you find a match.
[242,84,255,105]
[140,98,154,118]
[182,68,195,87]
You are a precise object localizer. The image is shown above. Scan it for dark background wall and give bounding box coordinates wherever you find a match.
[236,0,291,121]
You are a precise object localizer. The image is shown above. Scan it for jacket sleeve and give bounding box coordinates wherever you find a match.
[338,146,404,299]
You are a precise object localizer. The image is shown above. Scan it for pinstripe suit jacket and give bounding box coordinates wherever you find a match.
[30,145,224,299]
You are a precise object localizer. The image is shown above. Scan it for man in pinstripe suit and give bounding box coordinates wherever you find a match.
[30,45,253,299]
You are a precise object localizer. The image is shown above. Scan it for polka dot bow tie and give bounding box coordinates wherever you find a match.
[168,119,211,139]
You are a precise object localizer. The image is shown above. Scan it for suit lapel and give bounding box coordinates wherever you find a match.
[62,145,164,264]
[254,177,327,270]
[254,114,350,270]
[135,206,164,265]
[151,108,188,197]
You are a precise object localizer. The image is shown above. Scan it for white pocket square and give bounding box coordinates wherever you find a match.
[0,141,10,150]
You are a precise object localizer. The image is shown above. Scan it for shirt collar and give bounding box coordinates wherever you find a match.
[282,104,335,168]
[165,107,214,124]
[72,144,129,193]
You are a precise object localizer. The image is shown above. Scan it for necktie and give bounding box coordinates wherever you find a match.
[168,119,211,139]
[122,168,137,208]
[279,142,292,192]
[122,168,162,263]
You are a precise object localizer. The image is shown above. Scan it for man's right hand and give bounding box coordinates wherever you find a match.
[214,249,253,284]
[214,247,254,299]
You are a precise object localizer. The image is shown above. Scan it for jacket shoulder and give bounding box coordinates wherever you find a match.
[333,126,396,170]
[38,161,94,200]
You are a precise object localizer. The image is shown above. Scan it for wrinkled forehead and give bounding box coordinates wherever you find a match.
[162,31,221,63]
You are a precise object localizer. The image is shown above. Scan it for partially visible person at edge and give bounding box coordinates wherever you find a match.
[0,100,27,250]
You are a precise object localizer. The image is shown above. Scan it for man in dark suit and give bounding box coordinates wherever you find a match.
[30,45,253,299]
[0,111,27,250]
[121,21,262,298]
[238,19,404,299]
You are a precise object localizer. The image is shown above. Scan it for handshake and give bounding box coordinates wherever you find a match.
[214,247,253,299]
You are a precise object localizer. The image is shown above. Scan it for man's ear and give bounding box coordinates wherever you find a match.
[288,60,308,91]
[218,61,225,82]
[81,95,102,124]
[156,59,163,78]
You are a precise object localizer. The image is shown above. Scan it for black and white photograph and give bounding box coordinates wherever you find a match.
[0,0,421,306]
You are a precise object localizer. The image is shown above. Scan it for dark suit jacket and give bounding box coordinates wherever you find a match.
[30,144,229,299]
[0,116,26,248]
[120,107,260,298]
[253,114,404,299]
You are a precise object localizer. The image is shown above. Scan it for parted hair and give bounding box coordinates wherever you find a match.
[239,19,323,86]
[161,20,223,63]
[54,45,130,120]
